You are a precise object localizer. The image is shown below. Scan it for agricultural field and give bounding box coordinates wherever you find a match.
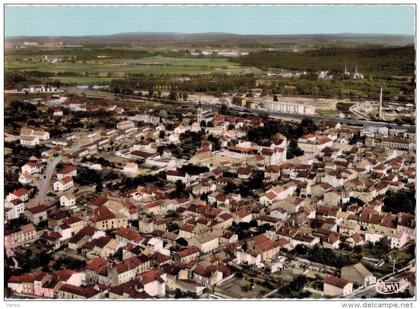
[5,56,257,84]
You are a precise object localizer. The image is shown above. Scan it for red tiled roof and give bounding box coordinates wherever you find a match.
[11,188,29,197]
[59,284,100,298]
[86,257,108,273]
[324,276,351,289]
[116,256,143,274]
[91,206,115,222]
[28,204,46,214]
[177,246,200,258]
[90,195,108,207]
[56,269,76,281]
[9,273,47,284]
[115,227,143,243]
[57,165,77,175]
[140,270,164,285]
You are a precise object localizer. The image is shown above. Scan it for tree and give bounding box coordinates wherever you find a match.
[298,118,318,136]
[167,223,179,232]
[287,140,304,159]
[168,90,178,102]
[295,244,308,255]
[220,104,228,115]
[174,288,183,299]
[224,182,238,194]
[182,92,188,101]
[383,189,415,215]
[95,182,103,193]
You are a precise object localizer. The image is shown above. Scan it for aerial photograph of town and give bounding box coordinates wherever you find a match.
[2,2,417,306]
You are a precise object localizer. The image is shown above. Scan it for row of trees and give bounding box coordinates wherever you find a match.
[5,70,61,89]
[233,46,415,77]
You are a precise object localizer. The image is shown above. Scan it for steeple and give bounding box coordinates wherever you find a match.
[197,100,203,124]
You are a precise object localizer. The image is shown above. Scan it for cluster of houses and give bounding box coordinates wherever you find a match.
[5,101,416,299]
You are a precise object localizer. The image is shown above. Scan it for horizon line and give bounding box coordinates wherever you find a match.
[6,31,416,39]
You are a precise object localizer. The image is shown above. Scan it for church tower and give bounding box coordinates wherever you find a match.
[197,100,203,124]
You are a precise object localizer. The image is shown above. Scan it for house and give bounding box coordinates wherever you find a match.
[191,265,223,287]
[7,188,30,202]
[56,165,77,179]
[57,284,103,299]
[233,208,253,223]
[107,280,151,299]
[18,172,34,184]
[21,162,42,175]
[339,220,360,237]
[139,270,166,297]
[90,206,128,231]
[166,170,190,184]
[175,246,200,264]
[364,229,408,249]
[5,199,26,221]
[188,232,220,253]
[345,233,365,247]
[117,120,135,130]
[42,231,63,250]
[192,180,217,196]
[83,236,120,258]
[33,269,82,298]
[57,216,85,237]
[20,127,50,140]
[26,205,48,224]
[341,263,376,288]
[8,273,48,296]
[260,183,296,205]
[53,176,74,191]
[106,256,151,287]
[20,136,40,146]
[123,162,140,175]
[323,276,353,297]
[53,109,64,116]
[84,257,109,284]
[235,234,286,266]
[115,227,144,245]
[60,193,76,207]
[68,226,105,250]
[260,147,287,165]
[4,224,37,249]
[324,191,342,206]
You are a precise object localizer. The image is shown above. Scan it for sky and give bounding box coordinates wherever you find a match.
[5,5,416,37]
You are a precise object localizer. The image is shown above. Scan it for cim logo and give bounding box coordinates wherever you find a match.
[375,280,409,295]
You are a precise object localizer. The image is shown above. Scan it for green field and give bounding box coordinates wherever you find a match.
[52,76,116,84]
[5,56,255,84]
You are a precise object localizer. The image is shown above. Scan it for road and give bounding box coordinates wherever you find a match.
[32,155,62,206]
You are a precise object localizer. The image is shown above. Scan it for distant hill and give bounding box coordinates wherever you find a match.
[6,32,414,47]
